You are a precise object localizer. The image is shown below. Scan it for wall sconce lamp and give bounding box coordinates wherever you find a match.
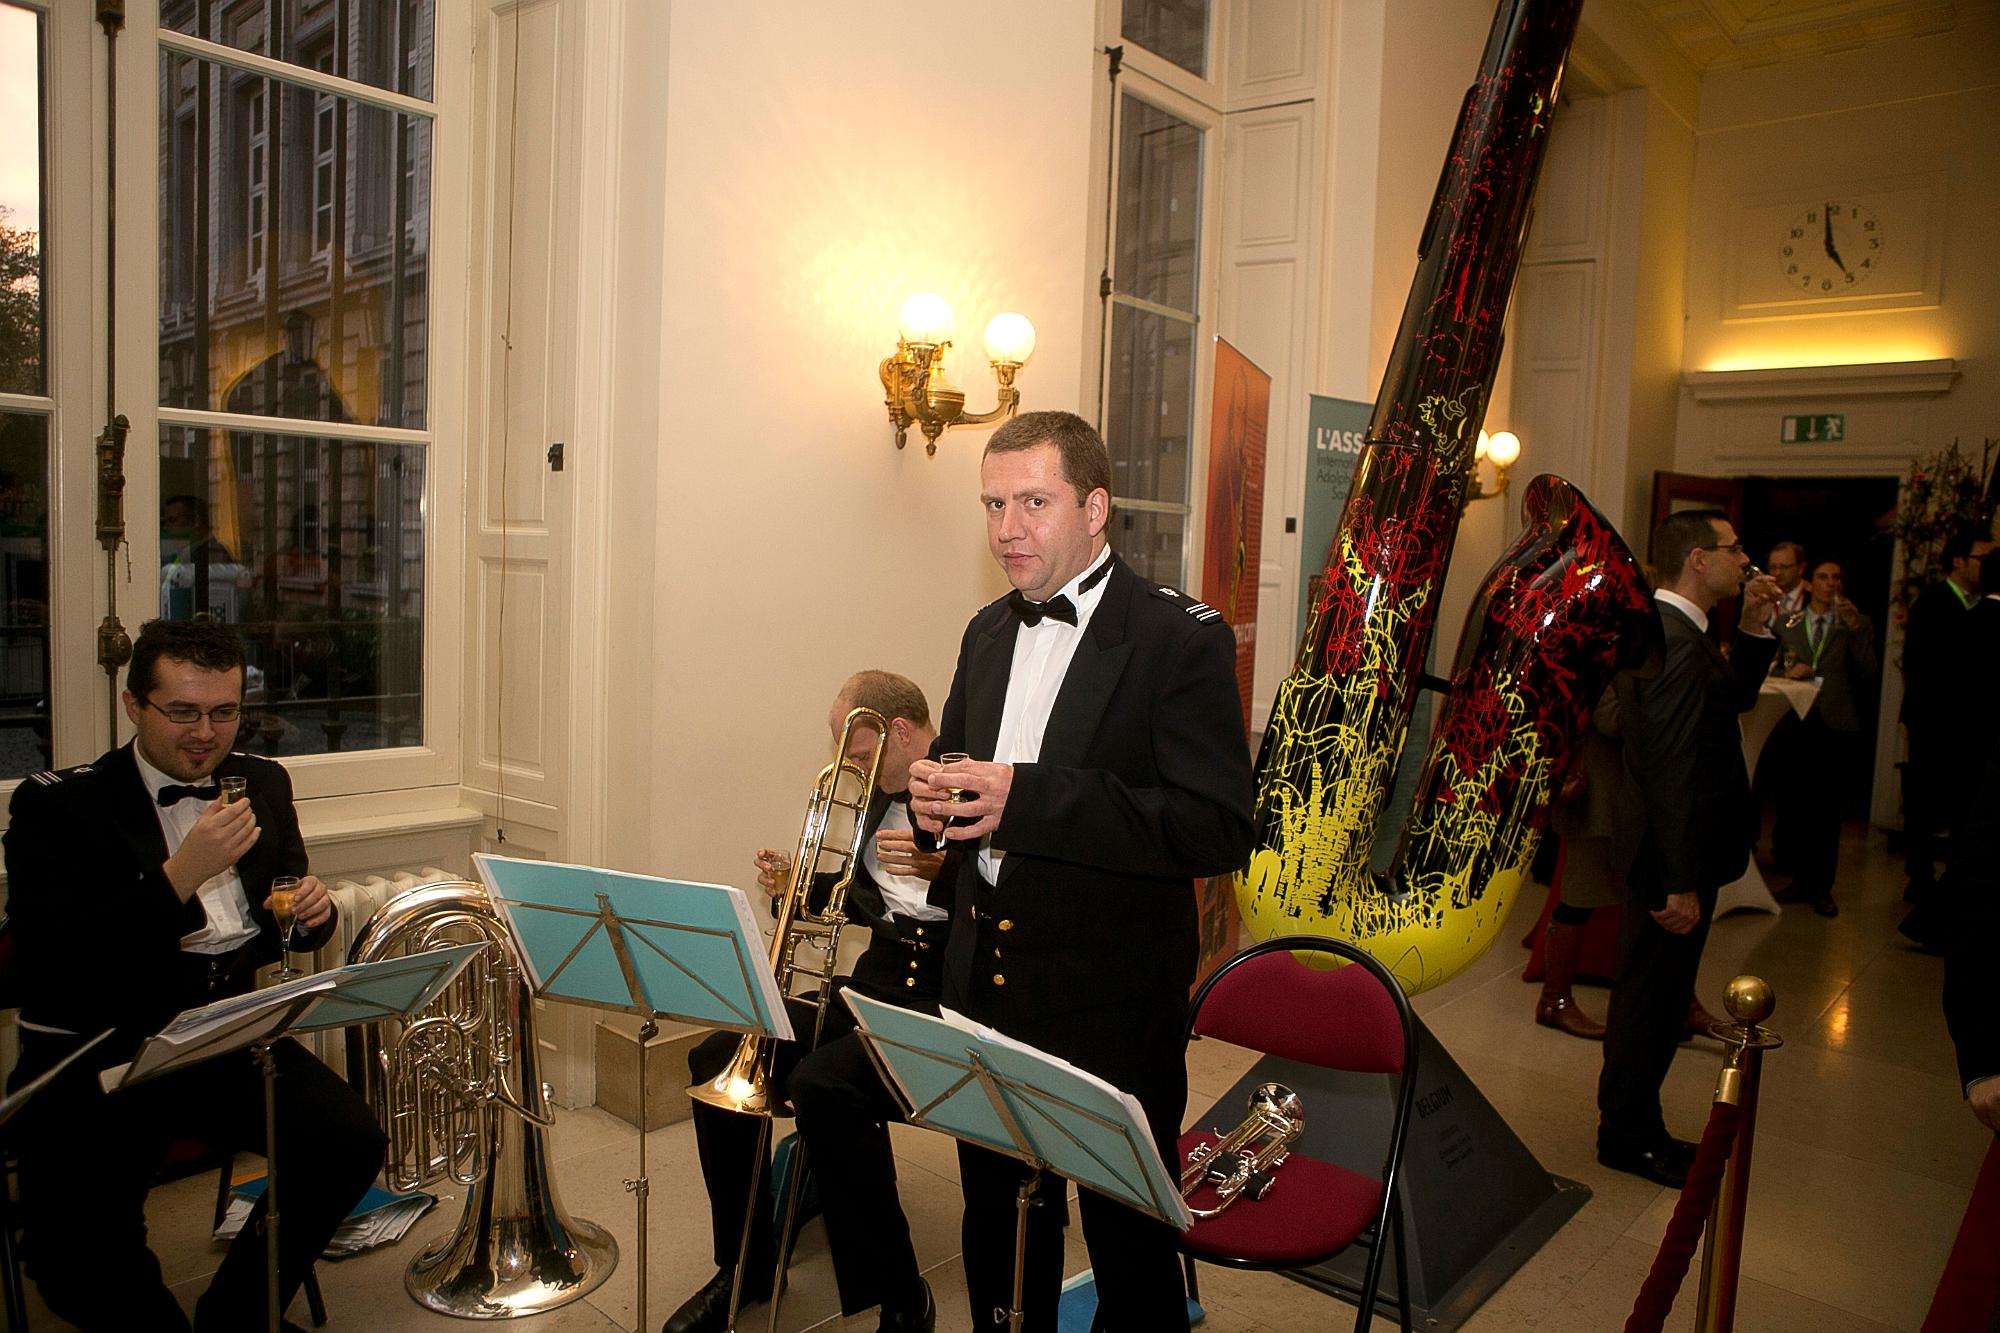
[880,293,1036,456]
[1465,429,1521,509]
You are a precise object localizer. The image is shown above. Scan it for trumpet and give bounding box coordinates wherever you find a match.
[688,705,888,1116]
[1180,1082,1305,1218]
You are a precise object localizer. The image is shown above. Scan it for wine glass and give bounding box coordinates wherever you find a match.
[936,752,971,837]
[269,875,303,981]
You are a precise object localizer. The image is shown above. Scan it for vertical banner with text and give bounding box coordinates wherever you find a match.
[1196,339,1270,981]
[1301,395,1373,631]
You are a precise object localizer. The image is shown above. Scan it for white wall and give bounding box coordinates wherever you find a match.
[1679,14,2000,450]
[643,4,1097,886]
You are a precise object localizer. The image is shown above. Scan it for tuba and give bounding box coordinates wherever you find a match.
[688,705,887,1116]
[1236,0,1659,995]
[346,881,617,1317]
[1180,1082,1305,1218]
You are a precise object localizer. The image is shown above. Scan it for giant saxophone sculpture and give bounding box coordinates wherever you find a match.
[1236,0,1659,994]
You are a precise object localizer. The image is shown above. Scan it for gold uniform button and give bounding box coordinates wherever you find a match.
[908,959,919,969]
[992,973,1006,987]
[993,946,1003,959]
[905,977,916,988]
[915,926,925,936]
[998,919,1014,932]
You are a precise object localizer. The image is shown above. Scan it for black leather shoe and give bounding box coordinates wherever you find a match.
[1597,1143,1690,1189]
[662,1267,772,1333]
[878,1278,936,1332]
[1810,892,1839,918]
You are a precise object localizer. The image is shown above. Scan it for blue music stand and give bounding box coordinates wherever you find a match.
[844,993,1191,1332]
[473,853,792,1332]
[104,945,484,1333]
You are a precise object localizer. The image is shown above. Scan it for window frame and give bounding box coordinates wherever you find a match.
[5,0,469,813]
[1090,6,1227,590]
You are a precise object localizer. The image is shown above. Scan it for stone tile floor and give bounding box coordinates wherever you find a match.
[14,827,1983,1330]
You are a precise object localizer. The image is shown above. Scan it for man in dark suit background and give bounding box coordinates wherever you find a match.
[665,670,954,1333]
[1773,558,1878,917]
[1942,549,2000,1133]
[1901,529,1990,902]
[1598,510,1779,1187]
[906,411,1254,1331]
[3,618,384,1331]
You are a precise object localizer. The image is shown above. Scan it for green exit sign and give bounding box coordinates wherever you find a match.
[1782,414,1845,443]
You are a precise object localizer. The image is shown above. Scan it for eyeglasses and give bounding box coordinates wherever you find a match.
[1696,542,1745,556]
[139,697,242,725]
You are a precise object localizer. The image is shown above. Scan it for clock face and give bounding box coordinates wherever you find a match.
[1779,201,1884,294]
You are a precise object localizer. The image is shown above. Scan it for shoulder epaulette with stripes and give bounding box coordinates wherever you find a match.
[25,763,93,787]
[1152,584,1224,622]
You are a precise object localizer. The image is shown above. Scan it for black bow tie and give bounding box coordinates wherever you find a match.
[1009,592,1077,627]
[157,783,220,807]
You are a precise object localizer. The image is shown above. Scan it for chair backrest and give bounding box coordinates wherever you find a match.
[1189,935,1412,1076]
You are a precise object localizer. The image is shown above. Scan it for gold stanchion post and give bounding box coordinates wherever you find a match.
[1694,975,1784,1333]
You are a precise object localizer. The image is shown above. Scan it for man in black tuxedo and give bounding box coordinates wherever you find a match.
[3,619,384,1331]
[1598,510,1780,1187]
[1941,551,2000,1132]
[906,411,1254,1332]
[665,670,954,1333]
[1901,529,1990,901]
[1773,558,1878,917]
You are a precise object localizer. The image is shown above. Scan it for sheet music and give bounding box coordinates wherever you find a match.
[844,993,1192,1229]
[473,853,792,1039]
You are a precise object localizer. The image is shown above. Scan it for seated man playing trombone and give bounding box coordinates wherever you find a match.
[3,619,386,1331]
[664,669,953,1333]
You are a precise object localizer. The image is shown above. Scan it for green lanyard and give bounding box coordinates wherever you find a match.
[1949,580,1974,610]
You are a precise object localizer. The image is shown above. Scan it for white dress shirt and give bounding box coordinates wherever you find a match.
[1655,588,1707,633]
[980,546,1114,884]
[863,798,948,922]
[133,748,259,955]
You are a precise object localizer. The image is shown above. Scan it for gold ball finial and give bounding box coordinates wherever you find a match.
[1723,975,1775,1026]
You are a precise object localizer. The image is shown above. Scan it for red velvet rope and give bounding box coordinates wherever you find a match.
[1621,1100,1745,1333]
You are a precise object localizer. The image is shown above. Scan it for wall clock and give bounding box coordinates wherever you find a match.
[1726,177,1942,320]
[1778,200,1883,295]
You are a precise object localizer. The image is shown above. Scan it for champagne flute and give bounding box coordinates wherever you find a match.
[936,752,971,838]
[269,875,303,981]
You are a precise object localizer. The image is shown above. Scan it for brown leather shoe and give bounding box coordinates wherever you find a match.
[1535,993,1606,1040]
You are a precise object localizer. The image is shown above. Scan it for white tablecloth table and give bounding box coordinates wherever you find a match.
[1716,676,1821,916]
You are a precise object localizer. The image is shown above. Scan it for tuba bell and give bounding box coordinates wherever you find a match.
[688,705,887,1116]
[346,880,618,1317]
[1180,1082,1305,1218]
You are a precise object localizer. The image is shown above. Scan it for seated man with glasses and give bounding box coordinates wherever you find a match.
[3,618,385,1331]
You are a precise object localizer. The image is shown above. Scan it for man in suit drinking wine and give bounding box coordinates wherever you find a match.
[1598,511,1780,1187]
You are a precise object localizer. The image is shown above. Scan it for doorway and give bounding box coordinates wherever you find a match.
[1740,474,1901,822]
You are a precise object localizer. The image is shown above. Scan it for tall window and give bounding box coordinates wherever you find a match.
[1099,1,1218,587]
[159,0,436,758]
[0,1,51,779]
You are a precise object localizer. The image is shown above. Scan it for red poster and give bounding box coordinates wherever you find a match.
[1195,338,1269,982]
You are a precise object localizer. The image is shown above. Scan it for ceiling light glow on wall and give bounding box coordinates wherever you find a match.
[880,293,1035,456]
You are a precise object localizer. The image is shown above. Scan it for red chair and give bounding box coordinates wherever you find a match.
[1178,935,1418,1332]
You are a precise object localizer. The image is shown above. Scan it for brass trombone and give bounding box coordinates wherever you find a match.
[1181,1082,1305,1218]
[689,704,888,1116]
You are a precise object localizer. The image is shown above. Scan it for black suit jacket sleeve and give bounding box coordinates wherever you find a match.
[1625,622,1775,908]
[995,619,1251,878]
